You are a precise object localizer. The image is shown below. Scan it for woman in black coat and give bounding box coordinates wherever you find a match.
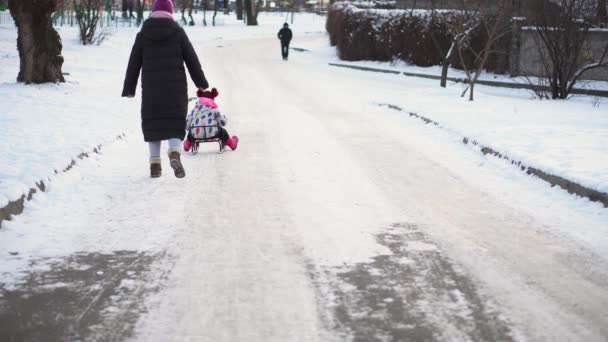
[122,0,208,178]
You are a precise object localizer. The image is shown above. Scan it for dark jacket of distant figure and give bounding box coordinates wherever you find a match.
[278,27,293,44]
[122,18,209,142]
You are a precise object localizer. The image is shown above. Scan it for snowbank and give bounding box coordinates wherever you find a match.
[0,26,141,208]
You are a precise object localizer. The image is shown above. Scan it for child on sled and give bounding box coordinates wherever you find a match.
[184,87,239,153]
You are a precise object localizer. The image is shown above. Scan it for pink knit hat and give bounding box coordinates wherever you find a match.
[152,0,174,13]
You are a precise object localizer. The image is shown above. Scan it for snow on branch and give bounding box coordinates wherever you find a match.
[567,42,608,93]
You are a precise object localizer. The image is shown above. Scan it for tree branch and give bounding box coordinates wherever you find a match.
[567,42,608,94]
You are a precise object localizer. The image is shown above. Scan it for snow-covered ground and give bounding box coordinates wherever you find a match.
[0,25,139,207]
[1,11,608,342]
[295,38,608,195]
[0,12,326,208]
[326,56,608,91]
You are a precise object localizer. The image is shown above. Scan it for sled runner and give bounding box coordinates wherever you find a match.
[188,125,225,154]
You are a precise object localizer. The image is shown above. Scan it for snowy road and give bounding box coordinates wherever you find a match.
[1,31,608,341]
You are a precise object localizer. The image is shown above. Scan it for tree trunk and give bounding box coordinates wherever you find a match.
[224,0,229,14]
[202,4,206,26]
[468,82,474,101]
[75,0,102,45]
[129,0,134,19]
[244,0,257,25]
[8,0,65,84]
[188,0,195,26]
[136,0,144,26]
[440,40,457,88]
[236,0,243,20]
[212,0,218,26]
[598,0,607,19]
[440,58,449,87]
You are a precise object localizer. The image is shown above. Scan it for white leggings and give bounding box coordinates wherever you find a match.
[148,138,182,158]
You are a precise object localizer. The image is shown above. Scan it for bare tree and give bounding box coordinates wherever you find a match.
[597,0,607,20]
[454,0,513,101]
[244,0,258,25]
[236,0,243,20]
[128,0,135,18]
[136,0,144,25]
[527,0,608,99]
[8,0,65,83]
[202,0,208,26]
[437,4,482,88]
[290,0,296,24]
[419,1,452,87]
[212,0,219,25]
[188,0,195,25]
[174,0,189,24]
[408,0,418,15]
[75,0,103,44]
[427,0,485,88]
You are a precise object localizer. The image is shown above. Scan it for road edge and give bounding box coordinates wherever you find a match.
[330,63,608,98]
[0,133,127,228]
[378,103,608,207]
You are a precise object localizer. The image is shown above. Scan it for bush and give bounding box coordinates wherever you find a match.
[326,2,509,72]
[327,2,454,66]
[75,0,103,45]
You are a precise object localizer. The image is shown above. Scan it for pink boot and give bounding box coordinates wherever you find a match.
[225,136,239,151]
[183,139,192,152]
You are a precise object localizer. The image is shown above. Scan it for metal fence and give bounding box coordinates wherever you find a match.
[0,9,319,28]
[49,10,215,28]
[51,11,144,28]
[0,10,145,28]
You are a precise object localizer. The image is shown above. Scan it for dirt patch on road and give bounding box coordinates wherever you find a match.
[0,250,165,342]
[312,223,515,341]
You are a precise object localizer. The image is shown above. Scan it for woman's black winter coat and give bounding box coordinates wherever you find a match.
[122,18,208,142]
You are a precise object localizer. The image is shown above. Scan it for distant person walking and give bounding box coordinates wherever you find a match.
[122,0,209,179]
[277,23,293,60]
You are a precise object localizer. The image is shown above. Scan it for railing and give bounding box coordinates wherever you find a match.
[0,9,321,28]
[51,11,144,28]
[0,11,138,28]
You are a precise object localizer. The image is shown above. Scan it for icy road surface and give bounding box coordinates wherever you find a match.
[1,28,607,341]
